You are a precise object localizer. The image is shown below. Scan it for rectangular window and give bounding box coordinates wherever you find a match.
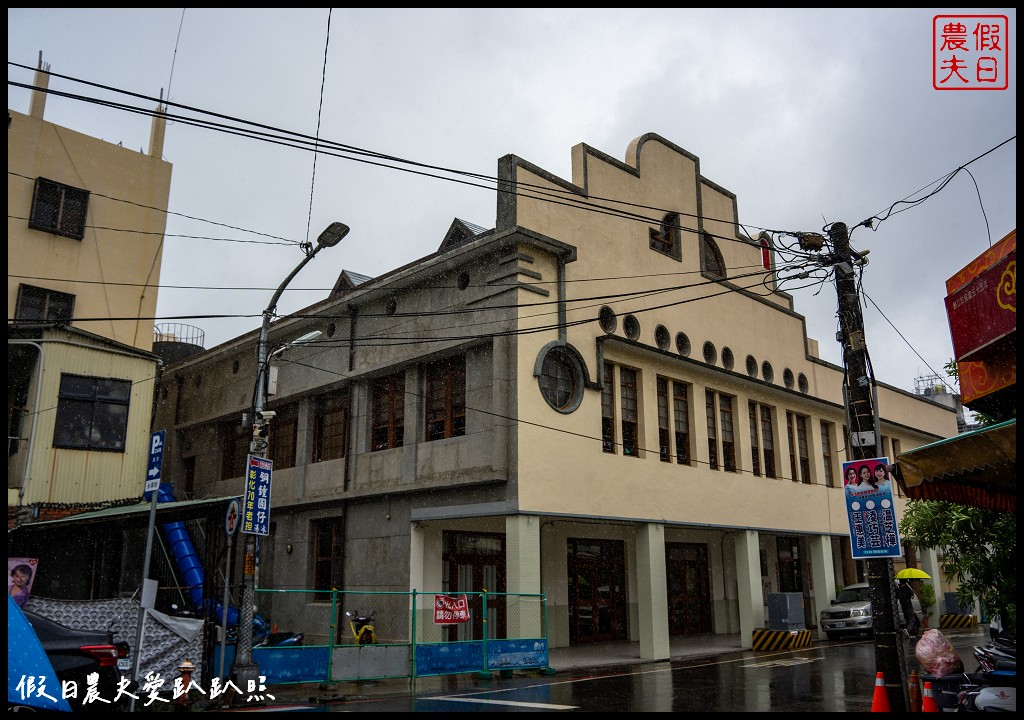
[29,177,89,240]
[425,356,466,441]
[749,402,761,476]
[52,374,131,451]
[706,390,719,470]
[657,377,670,462]
[314,391,349,462]
[820,421,836,488]
[269,414,297,470]
[601,362,616,453]
[673,381,690,465]
[182,457,196,500]
[313,519,344,602]
[221,423,249,480]
[796,414,811,484]
[620,367,639,457]
[760,405,777,478]
[14,284,75,323]
[371,373,405,451]
[719,394,736,472]
[786,411,797,482]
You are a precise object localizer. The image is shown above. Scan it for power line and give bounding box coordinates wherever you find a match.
[7,64,808,250]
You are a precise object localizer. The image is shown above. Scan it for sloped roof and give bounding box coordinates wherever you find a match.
[330,269,373,298]
[438,218,490,252]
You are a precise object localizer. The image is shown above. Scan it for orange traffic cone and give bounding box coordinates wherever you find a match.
[921,681,939,712]
[908,670,921,712]
[871,671,891,712]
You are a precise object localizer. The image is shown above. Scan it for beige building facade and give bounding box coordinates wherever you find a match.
[8,60,171,518]
[153,133,957,655]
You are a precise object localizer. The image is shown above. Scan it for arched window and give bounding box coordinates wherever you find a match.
[701,232,726,279]
[760,237,772,271]
[649,212,681,260]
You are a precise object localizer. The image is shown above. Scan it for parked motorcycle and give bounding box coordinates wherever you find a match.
[955,616,1016,712]
[225,613,304,648]
[346,610,377,645]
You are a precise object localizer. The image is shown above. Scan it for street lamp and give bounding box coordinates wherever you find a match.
[231,222,349,689]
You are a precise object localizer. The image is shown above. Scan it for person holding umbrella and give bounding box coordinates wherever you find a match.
[895,567,930,637]
[897,579,921,636]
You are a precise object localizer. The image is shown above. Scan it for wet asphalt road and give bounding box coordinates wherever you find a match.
[241,627,987,712]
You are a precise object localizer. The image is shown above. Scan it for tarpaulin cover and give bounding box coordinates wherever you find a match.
[7,594,72,712]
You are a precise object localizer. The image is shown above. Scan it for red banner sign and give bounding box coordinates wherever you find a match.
[433,594,470,624]
[944,249,1016,362]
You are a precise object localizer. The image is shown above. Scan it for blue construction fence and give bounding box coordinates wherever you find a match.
[212,589,550,686]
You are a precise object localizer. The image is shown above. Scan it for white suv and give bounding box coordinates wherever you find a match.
[819,582,922,640]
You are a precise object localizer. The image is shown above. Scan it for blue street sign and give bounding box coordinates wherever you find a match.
[242,454,272,536]
[146,430,165,493]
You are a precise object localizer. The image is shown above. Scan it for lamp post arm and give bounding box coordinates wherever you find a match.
[253,244,325,418]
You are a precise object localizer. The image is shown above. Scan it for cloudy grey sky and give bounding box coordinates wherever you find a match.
[8,8,1017,398]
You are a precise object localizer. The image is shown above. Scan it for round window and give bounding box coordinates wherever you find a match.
[655,325,670,350]
[386,298,398,316]
[598,306,617,334]
[762,361,775,383]
[798,372,809,394]
[676,332,691,357]
[783,368,795,389]
[231,360,240,375]
[703,341,717,365]
[721,347,735,371]
[457,272,470,291]
[538,346,583,413]
[746,355,758,378]
[623,315,641,341]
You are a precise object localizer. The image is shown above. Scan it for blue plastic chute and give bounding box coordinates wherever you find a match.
[152,483,239,627]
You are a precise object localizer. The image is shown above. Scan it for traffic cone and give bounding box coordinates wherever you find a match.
[908,670,921,712]
[921,681,939,712]
[871,671,891,712]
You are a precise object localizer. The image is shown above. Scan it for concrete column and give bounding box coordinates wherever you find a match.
[808,535,836,638]
[635,523,670,661]
[919,547,942,627]
[506,515,542,638]
[410,523,445,642]
[734,530,762,649]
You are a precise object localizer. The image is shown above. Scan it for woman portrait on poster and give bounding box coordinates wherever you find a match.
[844,466,859,488]
[873,463,892,493]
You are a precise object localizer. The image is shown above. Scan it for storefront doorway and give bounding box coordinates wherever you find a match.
[567,538,627,644]
[442,531,506,641]
[666,542,711,635]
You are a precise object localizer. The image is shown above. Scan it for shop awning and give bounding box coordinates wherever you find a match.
[11,495,239,530]
[893,418,1016,512]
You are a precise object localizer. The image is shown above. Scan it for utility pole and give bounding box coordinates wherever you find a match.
[830,221,908,712]
[231,221,349,695]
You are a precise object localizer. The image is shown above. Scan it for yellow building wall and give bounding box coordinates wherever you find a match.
[7,108,171,351]
[508,134,958,534]
[9,336,156,506]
